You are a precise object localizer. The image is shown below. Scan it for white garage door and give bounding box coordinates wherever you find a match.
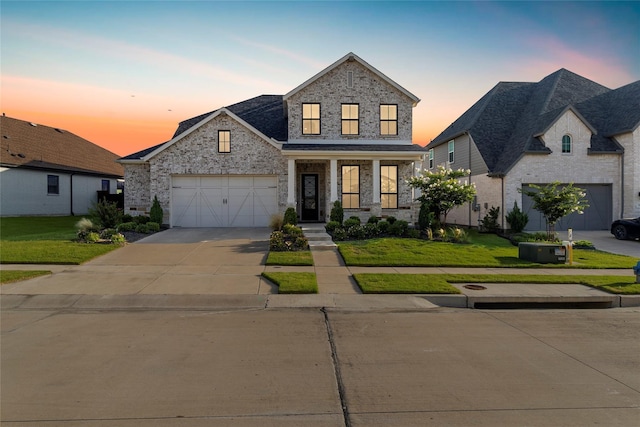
[171,176,278,227]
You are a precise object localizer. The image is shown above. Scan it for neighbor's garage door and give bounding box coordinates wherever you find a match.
[522,184,612,231]
[171,176,278,227]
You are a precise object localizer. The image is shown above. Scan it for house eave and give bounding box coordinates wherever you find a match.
[282,149,425,161]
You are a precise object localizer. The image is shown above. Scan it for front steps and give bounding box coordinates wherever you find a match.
[301,223,336,250]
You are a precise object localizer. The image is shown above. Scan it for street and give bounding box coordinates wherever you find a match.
[2,304,639,426]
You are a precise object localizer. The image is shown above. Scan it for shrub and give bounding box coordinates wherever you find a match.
[329,200,344,224]
[293,236,309,250]
[86,232,101,243]
[135,223,149,234]
[111,233,126,245]
[344,216,361,228]
[269,230,308,251]
[269,231,287,251]
[325,221,341,233]
[133,215,150,224]
[480,206,500,233]
[367,215,379,224]
[377,220,390,234]
[505,202,528,233]
[121,214,134,223]
[363,223,380,239]
[385,216,397,224]
[346,225,365,240]
[76,217,97,233]
[389,219,409,236]
[436,227,448,241]
[89,199,122,229]
[117,222,136,232]
[424,228,434,240]
[418,203,434,231]
[332,227,347,241]
[283,207,298,226]
[100,228,117,239]
[150,195,163,224]
[146,222,160,233]
[449,227,468,243]
[406,228,420,239]
[269,214,284,231]
[573,240,594,248]
[283,224,303,237]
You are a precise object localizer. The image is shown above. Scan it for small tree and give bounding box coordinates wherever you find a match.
[283,207,298,226]
[149,195,163,224]
[505,201,528,233]
[89,199,122,229]
[329,200,344,224]
[407,166,476,226]
[519,182,589,240]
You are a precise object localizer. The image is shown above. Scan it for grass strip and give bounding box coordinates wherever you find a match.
[266,251,313,266]
[338,238,637,269]
[0,241,118,265]
[0,216,80,241]
[262,272,318,294]
[0,270,51,284]
[353,273,639,295]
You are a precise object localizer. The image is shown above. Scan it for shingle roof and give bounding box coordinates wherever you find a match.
[1,115,124,177]
[429,69,633,175]
[118,141,167,161]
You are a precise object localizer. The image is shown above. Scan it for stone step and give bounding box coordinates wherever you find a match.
[304,232,333,242]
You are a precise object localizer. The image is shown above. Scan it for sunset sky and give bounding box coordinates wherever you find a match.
[2,1,639,156]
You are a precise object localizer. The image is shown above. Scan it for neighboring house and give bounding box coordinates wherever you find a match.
[426,69,640,231]
[119,52,425,227]
[0,115,124,216]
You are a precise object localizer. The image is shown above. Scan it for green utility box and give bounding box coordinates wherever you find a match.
[518,242,567,264]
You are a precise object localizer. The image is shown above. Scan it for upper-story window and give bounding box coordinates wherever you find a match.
[380,104,397,135]
[428,149,434,169]
[341,104,359,135]
[218,130,231,153]
[562,134,572,154]
[302,103,321,135]
[448,140,455,163]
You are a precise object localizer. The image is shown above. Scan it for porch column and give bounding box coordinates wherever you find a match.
[413,160,423,200]
[372,159,380,204]
[330,159,338,202]
[287,158,296,206]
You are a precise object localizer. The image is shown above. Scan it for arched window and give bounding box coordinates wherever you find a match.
[562,135,572,154]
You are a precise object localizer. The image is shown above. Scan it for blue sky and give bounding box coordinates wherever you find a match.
[2,0,638,155]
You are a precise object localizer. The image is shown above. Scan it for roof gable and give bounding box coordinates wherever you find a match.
[283,52,420,106]
[139,108,281,161]
[1,115,123,177]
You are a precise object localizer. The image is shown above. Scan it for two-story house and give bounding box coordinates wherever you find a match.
[118,53,425,227]
[426,69,639,232]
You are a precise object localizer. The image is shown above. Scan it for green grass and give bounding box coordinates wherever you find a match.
[0,216,118,264]
[353,273,639,295]
[338,233,637,269]
[262,272,318,294]
[265,251,314,266]
[0,270,51,284]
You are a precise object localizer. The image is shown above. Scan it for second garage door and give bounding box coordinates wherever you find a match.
[171,176,278,227]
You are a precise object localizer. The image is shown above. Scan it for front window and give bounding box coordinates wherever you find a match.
[428,149,434,169]
[380,104,397,135]
[218,130,230,153]
[562,134,572,154]
[101,179,110,192]
[448,140,455,163]
[381,165,398,209]
[341,104,359,135]
[302,103,320,135]
[47,175,59,195]
[341,165,360,208]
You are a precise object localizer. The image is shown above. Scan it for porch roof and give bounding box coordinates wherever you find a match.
[281,143,426,160]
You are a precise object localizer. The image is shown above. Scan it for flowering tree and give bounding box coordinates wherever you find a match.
[519,182,589,239]
[407,165,476,226]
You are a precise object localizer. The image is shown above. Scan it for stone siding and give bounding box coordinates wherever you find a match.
[123,163,151,216]
[287,60,414,141]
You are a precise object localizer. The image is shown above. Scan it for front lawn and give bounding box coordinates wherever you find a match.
[338,233,637,269]
[262,272,318,293]
[265,251,313,266]
[354,273,639,295]
[0,270,51,284]
[0,216,119,264]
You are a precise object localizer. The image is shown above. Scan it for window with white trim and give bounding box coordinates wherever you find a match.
[448,140,455,163]
[428,149,434,169]
[47,175,59,195]
[381,165,398,209]
[341,165,360,208]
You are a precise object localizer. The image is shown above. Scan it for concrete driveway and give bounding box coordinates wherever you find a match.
[566,230,640,258]
[3,228,277,296]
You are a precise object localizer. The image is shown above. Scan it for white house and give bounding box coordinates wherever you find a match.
[0,115,124,216]
[119,53,426,227]
[426,69,640,231]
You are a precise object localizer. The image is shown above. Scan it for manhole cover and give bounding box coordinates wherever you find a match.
[463,284,487,290]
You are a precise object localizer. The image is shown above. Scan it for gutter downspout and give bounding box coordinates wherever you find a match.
[620,149,624,218]
[70,172,75,216]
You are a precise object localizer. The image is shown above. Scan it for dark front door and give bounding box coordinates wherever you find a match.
[301,174,318,221]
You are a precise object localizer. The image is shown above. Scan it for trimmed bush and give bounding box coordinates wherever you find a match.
[332,227,348,241]
[283,224,303,237]
[133,215,150,224]
[147,222,160,232]
[418,203,434,230]
[377,220,390,234]
[389,219,409,236]
[406,229,420,239]
[121,214,134,223]
[111,233,126,245]
[367,215,379,224]
[329,200,344,224]
[346,225,365,240]
[135,223,149,234]
[269,231,287,251]
[150,195,163,224]
[363,223,380,239]
[117,222,136,232]
[325,221,341,233]
[283,207,298,226]
[385,216,397,225]
[344,216,361,228]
